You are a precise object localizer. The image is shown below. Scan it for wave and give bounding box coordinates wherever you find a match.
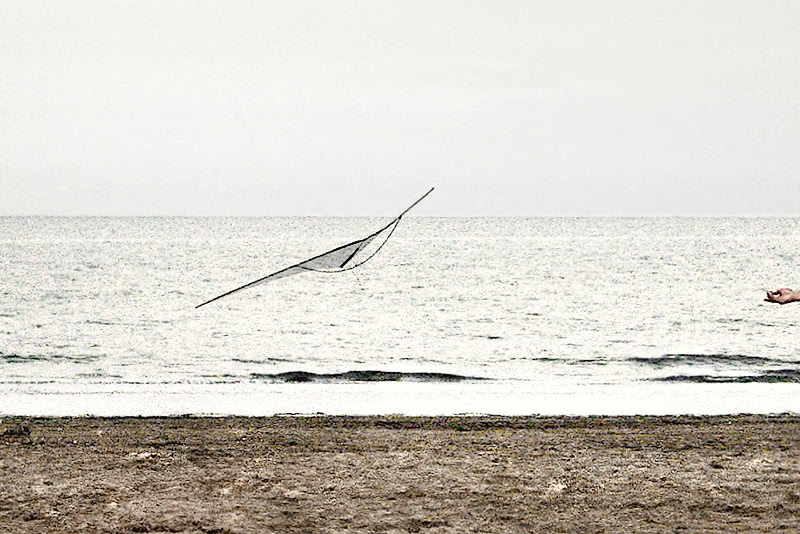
[629,353,792,367]
[498,357,608,366]
[653,369,800,384]
[1,352,100,363]
[249,370,486,383]
[232,357,295,364]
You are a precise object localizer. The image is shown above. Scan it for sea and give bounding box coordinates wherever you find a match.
[1,216,798,417]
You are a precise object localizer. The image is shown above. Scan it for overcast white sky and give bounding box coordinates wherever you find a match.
[1,1,798,216]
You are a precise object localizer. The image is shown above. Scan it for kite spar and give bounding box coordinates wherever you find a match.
[195,187,434,309]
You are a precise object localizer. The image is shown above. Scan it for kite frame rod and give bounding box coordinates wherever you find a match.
[397,186,435,220]
[195,187,434,309]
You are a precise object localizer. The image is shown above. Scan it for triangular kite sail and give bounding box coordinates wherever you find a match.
[196,187,434,308]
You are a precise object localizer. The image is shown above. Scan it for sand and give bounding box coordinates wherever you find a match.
[1,414,798,533]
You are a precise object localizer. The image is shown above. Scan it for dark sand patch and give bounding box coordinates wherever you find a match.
[1,415,798,533]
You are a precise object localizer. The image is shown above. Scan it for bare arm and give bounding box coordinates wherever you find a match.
[765,288,800,304]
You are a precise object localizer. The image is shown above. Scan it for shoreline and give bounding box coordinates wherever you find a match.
[2,414,799,533]
[4,381,798,418]
[3,411,799,424]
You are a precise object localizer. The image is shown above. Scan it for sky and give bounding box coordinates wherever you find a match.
[1,1,799,216]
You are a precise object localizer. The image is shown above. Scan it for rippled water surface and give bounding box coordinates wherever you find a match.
[1,217,798,415]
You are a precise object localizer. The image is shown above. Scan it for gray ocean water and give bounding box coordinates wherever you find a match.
[1,217,798,416]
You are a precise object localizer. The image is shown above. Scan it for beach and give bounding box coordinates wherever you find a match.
[1,414,798,533]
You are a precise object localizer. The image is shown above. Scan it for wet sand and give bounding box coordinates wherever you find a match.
[1,414,798,533]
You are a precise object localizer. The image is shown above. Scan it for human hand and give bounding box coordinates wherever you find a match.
[765,288,800,304]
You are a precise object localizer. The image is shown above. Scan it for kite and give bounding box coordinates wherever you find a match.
[196,187,434,308]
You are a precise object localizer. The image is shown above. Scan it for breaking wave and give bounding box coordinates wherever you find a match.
[652,369,800,384]
[629,353,793,367]
[249,370,486,383]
